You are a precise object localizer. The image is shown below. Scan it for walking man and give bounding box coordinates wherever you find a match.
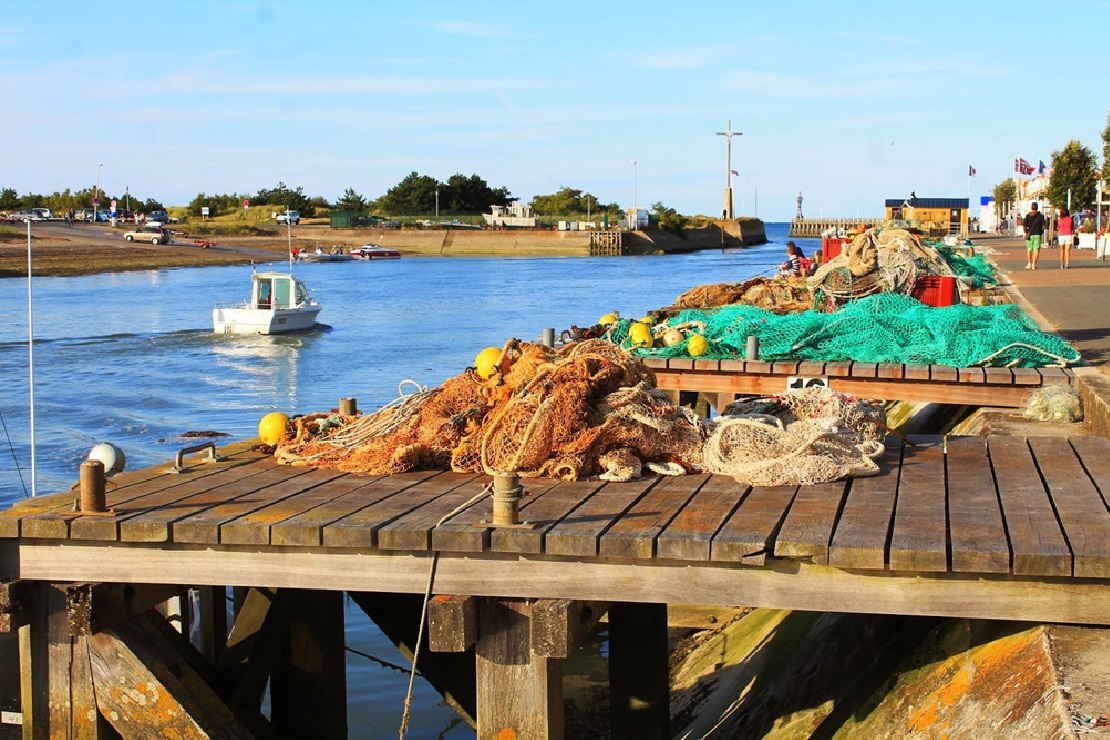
[1023,202,1045,269]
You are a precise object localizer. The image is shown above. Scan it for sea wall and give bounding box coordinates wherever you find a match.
[323,219,766,257]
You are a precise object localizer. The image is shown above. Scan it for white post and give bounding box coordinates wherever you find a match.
[26,218,35,496]
[94,162,103,223]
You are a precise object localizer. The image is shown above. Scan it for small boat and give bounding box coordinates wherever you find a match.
[350,244,401,259]
[213,271,322,335]
[298,247,354,263]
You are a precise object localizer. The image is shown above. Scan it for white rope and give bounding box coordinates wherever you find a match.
[399,481,494,739]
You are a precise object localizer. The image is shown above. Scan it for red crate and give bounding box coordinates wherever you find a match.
[912,276,958,307]
[821,237,847,261]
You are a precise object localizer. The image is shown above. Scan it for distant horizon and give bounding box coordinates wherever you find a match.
[2,0,1105,221]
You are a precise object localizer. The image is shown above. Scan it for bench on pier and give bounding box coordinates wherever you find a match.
[640,357,1075,410]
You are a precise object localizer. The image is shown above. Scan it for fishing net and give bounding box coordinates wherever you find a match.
[669,276,813,313]
[1021,385,1083,423]
[704,386,887,485]
[273,341,888,487]
[936,246,998,288]
[627,293,1080,367]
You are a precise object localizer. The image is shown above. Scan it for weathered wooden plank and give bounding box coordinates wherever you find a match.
[988,436,1072,577]
[1069,436,1110,511]
[958,367,986,384]
[719,359,747,373]
[712,485,798,564]
[1010,367,1042,386]
[773,480,849,564]
[216,469,354,546]
[744,360,773,374]
[888,436,948,572]
[849,363,877,378]
[170,467,344,545]
[824,361,852,377]
[1038,367,1071,386]
[321,472,476,549]
[639,358,668,369]
[270,470,441,547]
[598,475,708,559]
[489,480,607,554]
[930,365,958,382]
[771,361,800,375]
[544,480,656,557]
[797,361,826,376]
[946,436,1010,573]
[667,358,694,370]
[427,595,478,652]
[984,367,1014,385]
[904,364,931,381]
[531,599,608,658]
[432,478,561,553]
[656,477,747,561]
[378,476,492,551]
[693,359,720,372]
[1029,437,1110,578]
[876,363,904,380]
[834,443,901,572]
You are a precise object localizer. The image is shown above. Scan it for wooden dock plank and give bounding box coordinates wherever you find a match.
[1011,368,1042,386]
[828,441,903,569]
[958,367,986,384]
[984,367,1014,385]
[719,360,747,373]
[488,480,607,555]
[1068,436,1110,511]
[930,365,958,382]
[598,474,708,559]
[379,476,491,551]
[849,363,877,379]
[824,362,852,377]
[771,361,800,375]
[1038,368,1071,386]
[270,471,441,547]
[656,477,748,561]
[711,485,798,564]
[876,364,903,380]
[888,436,947,572]
[544,480,656,557]
[797,361,826,376]
[322,472,477,549]
[903,364,931,381]
[216,469,361,546]
[693,359,720,372]
[432,478,561,553]
[773,481,848,564]
[167,467,345,545]
[946,436,1010,574]
[1029,437,1110,578]
[987,436,1072,577]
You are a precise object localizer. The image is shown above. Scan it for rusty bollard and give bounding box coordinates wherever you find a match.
[339,397,358,416]
[79,459,107,513]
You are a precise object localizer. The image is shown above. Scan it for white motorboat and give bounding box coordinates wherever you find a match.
[298,246,354,263]
[213,271,322,335]
[350,244,401,259]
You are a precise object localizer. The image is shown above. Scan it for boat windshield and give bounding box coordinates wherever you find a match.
[295,281,310,306]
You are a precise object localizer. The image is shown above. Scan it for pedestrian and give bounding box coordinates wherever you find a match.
[1057,206,1074,269]
[1023,202,1045,269]
[779,244,803,276]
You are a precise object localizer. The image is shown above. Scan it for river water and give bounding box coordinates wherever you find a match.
[0,222,812,736]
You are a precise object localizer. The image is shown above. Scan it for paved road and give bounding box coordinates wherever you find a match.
[976,234,1110,367]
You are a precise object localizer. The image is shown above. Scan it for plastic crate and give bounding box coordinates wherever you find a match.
[821,237,847,261]
[912,276,958,307]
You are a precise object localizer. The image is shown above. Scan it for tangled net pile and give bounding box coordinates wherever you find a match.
[670,275,813,313]
[623,292,1080,367]
[936,245,998,288]
[273,341,886,487]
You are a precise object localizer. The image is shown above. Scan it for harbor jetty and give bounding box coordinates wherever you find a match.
[5,232,1110,738]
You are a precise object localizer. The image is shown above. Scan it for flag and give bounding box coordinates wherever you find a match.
[1038,160,1045,174]
[1014,158,1034,176]
[730,169,739,176]
[969,165,976,177]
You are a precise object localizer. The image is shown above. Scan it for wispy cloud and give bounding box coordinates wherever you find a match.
[430,20,514,38]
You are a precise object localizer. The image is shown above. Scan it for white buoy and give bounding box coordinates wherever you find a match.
[88,442,126,477]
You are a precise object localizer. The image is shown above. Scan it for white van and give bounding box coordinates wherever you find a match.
[29,207,54,220]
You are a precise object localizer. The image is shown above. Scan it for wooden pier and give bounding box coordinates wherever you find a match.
[641,357,1076,411]
[3,434,1110,737]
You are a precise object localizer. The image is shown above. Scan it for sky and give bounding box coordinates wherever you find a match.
[2,0,1108,222]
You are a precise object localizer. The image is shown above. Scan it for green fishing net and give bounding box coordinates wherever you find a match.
[614,293,1079,368]
[936,246,998,288]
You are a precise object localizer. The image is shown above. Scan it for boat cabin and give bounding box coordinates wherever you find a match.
[253,272,310,310]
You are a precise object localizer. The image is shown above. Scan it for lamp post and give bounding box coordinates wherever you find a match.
[435,188,439,219]
[94,163,103,222]
[716,120,741,219]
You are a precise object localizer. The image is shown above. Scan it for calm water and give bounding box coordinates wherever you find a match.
[0,222,810,736]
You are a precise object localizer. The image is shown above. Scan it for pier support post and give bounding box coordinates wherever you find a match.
[196,585,228,664]
[609,602,670,740]
[476,597,564,740]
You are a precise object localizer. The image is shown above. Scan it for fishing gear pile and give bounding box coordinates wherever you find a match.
[272,341,886,486]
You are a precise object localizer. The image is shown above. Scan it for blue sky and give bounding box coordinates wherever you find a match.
[3,0,1107,221]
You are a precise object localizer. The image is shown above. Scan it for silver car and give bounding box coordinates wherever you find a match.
[124,225,173,245]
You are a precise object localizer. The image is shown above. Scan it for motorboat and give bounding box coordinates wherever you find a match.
[350,244,401,259]
[213,270,322,335]
[297,246,354,263]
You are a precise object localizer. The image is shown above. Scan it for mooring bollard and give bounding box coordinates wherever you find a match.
[746,335,760,361]
[340,397,358,416]
[542,327,555,348]
[80,459,107,513]
[491,472,524,526]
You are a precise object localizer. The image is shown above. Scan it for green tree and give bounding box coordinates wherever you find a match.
[440,173,511,213]
[651,201,688,234]
[379,172,439,214]
[992,180,1017,222]
[334,187,366,212]
[142,198,164,212]
[0,188,19,210]
[254,182,314,216]
[1102,113,1110,177]
[531,187,619,216]
[1046,140,1098,211]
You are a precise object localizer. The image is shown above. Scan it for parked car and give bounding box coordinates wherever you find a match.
[146,209,170,225]
[275,210,300,225]
[124,225,173,245]
[5,210,41,222]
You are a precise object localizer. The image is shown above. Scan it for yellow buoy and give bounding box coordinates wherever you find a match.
[474,347,503,379]
[628,322,653,348]
[661,328,685,347]
[638,315,657,326]
[258,412,289,445]
[687,334,709,357]
[598,313,618,326]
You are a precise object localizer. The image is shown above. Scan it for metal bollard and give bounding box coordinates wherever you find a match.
[542,328,555,348]
[745,336,760,361]
[80,459,107,512]
[491,472,524,526]
[340,397,358,416]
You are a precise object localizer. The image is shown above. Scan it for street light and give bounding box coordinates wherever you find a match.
[94,163,103,222]
[435,188,439,219]
[630,159,637,211]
